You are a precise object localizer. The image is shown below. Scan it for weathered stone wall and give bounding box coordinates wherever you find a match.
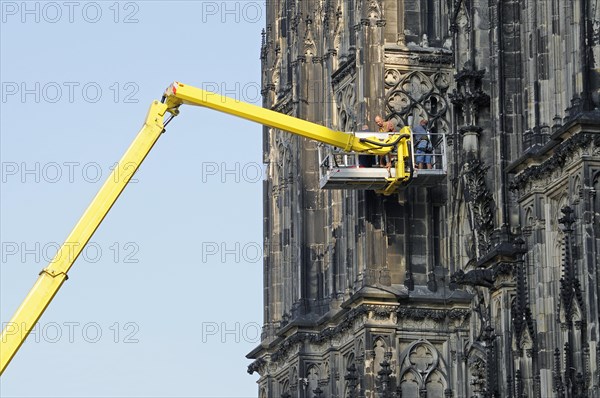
[249,1,600,397]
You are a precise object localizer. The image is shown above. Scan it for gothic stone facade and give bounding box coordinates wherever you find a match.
[247,1,600,397]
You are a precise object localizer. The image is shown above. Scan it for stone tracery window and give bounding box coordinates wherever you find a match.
[398,340,448,398]
[384,69,451,133]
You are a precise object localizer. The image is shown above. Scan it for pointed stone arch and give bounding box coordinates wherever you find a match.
[425,369,448,397]
[398,368,421,396]
[524,206,534,228]
[571,294,584,325]
[552,193,569,229]
[280,379,290,397]
[521,324,534,353]
[398,339,449,398]
[343,352,358,398]
[334,79,357,132]
[466,344,487,397]
[493,299,502,333]
[291,366,298,384]
[357,338,364,357]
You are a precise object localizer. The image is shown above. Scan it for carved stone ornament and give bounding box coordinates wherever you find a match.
[335,79,358,131]
[462,159,495,256]
[384,69,451,133]
[396,307,471,322]
[449,268,495,289]
[398,340,448,397]
[511,133,600,191]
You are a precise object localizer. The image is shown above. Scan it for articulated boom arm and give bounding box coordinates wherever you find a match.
[0,100,169,375]
[162,82,410,155]
[162,82,413,195]
[0,82,411,375]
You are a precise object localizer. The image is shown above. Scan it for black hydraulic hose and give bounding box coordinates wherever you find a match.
[164,114,176,127]
[160,114,176,134]
[359,133,411,148]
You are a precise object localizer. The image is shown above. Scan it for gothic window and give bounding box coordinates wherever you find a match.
[425,369,446,397]
[280,380,290,397]
[400,370,420,397]
[384,69,451,134]
[493,299,502,332]
[334,80,357,132]
[551,195,568,271]
[519,325,534,398]
[398,340,449,398]
[524,206,534,233]
[347,0,355,47]
[280,0,287,38]
[343,352,357,397]
[346,352,355,367]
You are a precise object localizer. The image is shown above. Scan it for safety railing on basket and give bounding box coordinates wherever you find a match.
[317,130,447,190]
[410,132,447,172]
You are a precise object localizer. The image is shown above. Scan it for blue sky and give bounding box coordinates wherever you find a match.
[1,1,264,396]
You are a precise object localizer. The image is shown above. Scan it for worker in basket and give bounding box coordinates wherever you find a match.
[413,119,433,169]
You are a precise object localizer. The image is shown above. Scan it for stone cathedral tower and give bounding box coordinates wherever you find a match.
[247,1,600,397]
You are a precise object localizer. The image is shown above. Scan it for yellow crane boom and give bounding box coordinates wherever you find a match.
[0,82,412,374]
